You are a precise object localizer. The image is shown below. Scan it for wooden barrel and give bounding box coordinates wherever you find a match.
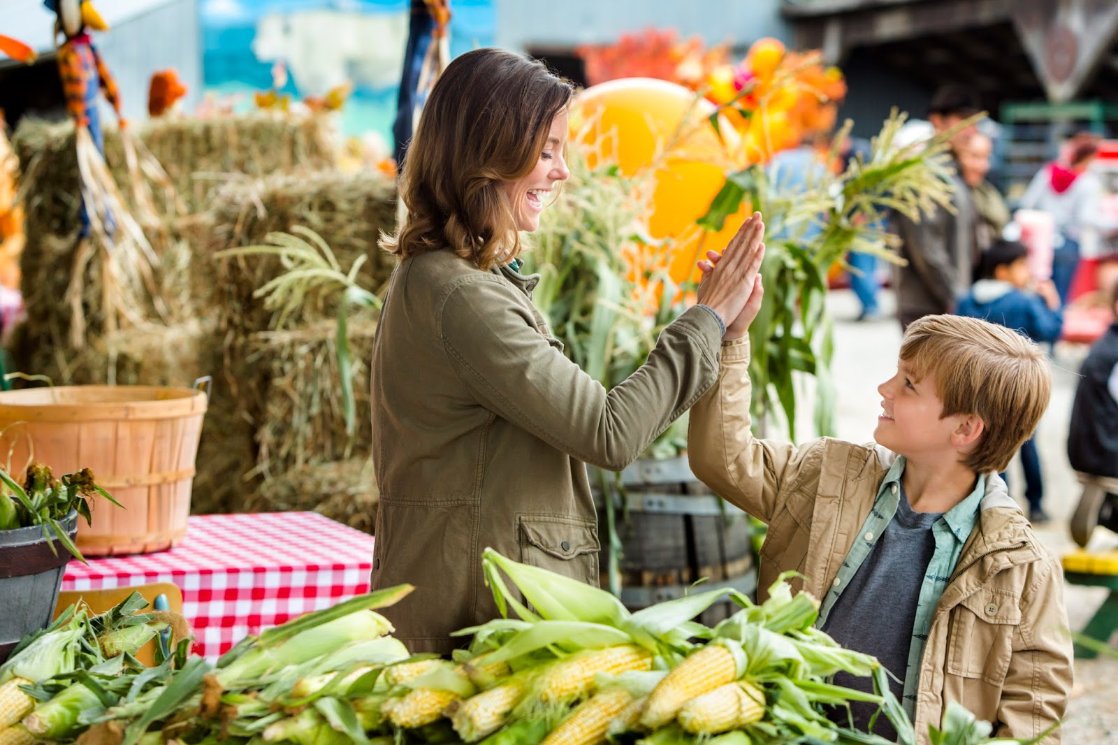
[594,456,756,625]
[0,513,76,663]
[0,385,207,556]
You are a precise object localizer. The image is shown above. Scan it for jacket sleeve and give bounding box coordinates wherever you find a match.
[994,554,1073,742]
[1018,168,1047,211]
[894,206,960,311]
[55,44,88,126]
[438,276,722,471]
[686,337,811,523]
[91,46,123,115]
[1025,296,1063,344]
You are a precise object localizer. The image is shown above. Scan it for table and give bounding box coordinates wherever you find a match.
[1062,548,1118,659]
[62,512,374,659]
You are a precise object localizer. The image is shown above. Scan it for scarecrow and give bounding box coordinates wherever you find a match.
[44,0,127,238]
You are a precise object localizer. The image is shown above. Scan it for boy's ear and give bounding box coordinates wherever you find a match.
[952,414,986,450]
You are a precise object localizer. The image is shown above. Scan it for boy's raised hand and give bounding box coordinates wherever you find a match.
[696,212,766,340]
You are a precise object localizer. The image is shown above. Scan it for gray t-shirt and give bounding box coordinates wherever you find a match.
[821,487,940,738]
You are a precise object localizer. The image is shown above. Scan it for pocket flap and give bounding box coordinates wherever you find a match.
[519,516,598,560]
[958,589,1021,625]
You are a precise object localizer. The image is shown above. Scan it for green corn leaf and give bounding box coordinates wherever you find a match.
[313,696,370,745]
[122,657,211,745]
[336,300,356,440]
[482,548,628,626]
[480,620,633,664]
[253,584,413,648]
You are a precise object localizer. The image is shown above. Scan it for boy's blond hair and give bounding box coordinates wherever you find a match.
[900,314,1051,473]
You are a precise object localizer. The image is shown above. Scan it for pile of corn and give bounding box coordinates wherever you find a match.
[0,552,1034,745]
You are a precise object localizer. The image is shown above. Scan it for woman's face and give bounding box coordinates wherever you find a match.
[505,110,570,232]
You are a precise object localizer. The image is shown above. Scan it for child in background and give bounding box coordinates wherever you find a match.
[687,247,1072,739]
[955,239,1063,524]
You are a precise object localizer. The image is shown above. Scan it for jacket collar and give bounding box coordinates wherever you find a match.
[496,262,540,296]
[938,503,1040,611]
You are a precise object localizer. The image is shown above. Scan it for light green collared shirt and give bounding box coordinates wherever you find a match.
[816,456,987,717]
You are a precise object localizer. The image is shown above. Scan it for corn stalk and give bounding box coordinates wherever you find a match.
[699,109,968,438]
[217,226,381,445]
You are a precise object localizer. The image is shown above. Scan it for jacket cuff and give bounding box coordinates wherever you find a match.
[721,336,750,363]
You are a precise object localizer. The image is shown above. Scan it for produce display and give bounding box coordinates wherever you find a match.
[0,464,119,562]
[0,551,1035,745]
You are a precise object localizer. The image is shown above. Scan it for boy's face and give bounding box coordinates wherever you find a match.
[875,362,964,460]
[994,257,1031,290]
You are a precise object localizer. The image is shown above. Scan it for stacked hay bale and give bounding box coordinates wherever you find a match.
[9,113,395,531]
[205,170,396,524]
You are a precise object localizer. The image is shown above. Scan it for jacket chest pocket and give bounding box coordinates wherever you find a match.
[946,589,1021,686]
[518,514,599,586]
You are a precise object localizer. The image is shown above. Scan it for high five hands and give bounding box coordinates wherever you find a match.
[695,212,766,340]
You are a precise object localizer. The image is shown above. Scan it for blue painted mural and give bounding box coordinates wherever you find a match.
[199,0,494,139]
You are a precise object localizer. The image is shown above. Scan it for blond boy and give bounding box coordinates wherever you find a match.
[690,233,1073,741]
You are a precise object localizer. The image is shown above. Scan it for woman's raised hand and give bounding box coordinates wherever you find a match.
[695,212,766,340]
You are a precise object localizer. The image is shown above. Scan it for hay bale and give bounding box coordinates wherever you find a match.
[209,170,397,337]
[13,113,339,225]
[251,316,378,478]
[250,458,379,534]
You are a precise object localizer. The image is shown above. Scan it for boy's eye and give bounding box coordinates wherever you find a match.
[541,151,553,160]
[903,378,914,389]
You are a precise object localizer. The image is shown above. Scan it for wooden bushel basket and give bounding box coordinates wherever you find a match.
[0,384,208,556]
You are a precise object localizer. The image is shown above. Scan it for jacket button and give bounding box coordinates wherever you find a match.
[560,540,571,552]
[985,603,998,615]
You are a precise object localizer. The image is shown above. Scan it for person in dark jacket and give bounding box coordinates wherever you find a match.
[956,240,1063,523]
[1067,275,1118,544]
[892,85,980,329]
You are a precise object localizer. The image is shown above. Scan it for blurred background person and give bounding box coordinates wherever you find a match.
[1019,134,1118,306]
[956,240,1063,524]
[956,130,1010,269]
[891,84,980,329]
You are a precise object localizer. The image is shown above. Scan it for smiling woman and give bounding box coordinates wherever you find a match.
[369,47,767,654]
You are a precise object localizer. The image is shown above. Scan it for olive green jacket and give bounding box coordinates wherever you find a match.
[688,338,1073,742]
[370,249,723,653]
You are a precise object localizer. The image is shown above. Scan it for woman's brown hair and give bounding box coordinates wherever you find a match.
[381,48,573,270]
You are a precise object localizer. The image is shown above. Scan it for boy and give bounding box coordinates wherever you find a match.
[688,249,1072,741]
[1068,275,1118,545]
[955,239,1063,524]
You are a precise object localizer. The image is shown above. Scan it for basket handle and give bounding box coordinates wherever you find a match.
[192,376,212,399]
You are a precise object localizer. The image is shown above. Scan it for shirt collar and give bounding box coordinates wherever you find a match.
[941,472,987,543]
[880,456,985,542]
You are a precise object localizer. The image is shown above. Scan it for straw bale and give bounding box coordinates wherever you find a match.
[249,315,378,480]
[209,170,397,337]
[13,113,339,222]
[250,458,379,534]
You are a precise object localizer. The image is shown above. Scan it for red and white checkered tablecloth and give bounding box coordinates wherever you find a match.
[62,512,374,659]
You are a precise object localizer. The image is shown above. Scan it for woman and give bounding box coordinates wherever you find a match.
[370,48,765,653]
[1019,135,1116,305]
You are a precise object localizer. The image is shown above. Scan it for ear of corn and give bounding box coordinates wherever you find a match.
[640,642,746,730]
[0,679,35,730]
[533,645,652,705]
[23,681,105,738]
[449,679,528,742]
[383,687,459,729]
[540,687,634,745]
[605,694,647,739]
[0,724,34,745]
[383,658,441,687]
[677,680,766,734]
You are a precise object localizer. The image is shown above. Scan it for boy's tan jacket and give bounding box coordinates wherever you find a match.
[689,338,1073,743]
[370,250,722,654]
